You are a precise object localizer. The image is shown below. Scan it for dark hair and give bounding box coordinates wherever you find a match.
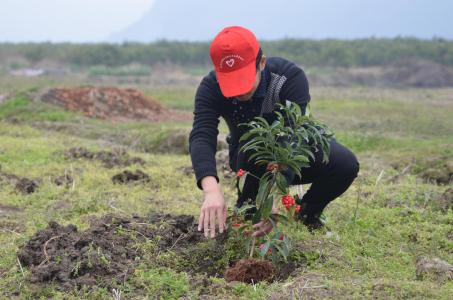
[255,48,263,70]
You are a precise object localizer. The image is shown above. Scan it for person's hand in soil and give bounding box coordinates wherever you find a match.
[199,176,227,238]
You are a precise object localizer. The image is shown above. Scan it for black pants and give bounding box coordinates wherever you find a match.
[231,139,360,217]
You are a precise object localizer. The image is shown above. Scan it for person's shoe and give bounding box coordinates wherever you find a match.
[302,215,325,232]
[295,203,326,232]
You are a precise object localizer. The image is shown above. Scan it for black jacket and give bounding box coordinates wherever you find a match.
[189,57,311,189]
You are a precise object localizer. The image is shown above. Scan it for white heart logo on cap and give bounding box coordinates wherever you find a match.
[225,59,235,67]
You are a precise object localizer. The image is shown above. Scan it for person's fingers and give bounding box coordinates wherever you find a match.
[252,230,264,237]
[252,221,264,229]
[210,208,216,238]
[198,209,204,231]
[204,209,210,238]
[217,208,224,234]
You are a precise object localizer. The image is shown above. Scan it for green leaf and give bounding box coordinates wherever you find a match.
[273,243,289,261]
[261,196,274,220]
[252,210,261,225]
[238,173,247,193]
[270,213,289,225]
[260,241,271,257]
[236,204,256,215]
[275,172,288,194]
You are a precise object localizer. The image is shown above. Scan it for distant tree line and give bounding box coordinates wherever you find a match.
[1,38,452,68]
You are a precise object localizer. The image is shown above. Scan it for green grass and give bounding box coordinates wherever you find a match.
[0,86,452,299]
[144,86,197,111]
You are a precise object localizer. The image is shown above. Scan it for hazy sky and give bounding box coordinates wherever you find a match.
[0,0,155,42]
[1,0,452,42]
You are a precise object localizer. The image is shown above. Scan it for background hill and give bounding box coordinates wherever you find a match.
[111,0,453,42]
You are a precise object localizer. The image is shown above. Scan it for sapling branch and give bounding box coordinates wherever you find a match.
[233,101,333,263]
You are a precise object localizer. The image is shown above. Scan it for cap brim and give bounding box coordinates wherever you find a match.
[216,61,256,98]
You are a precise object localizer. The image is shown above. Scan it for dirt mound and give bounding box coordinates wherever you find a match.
[0,170,39,194]
[65,147,145,168]
[17,213,205,290]
[15,178,39,194]
[112,170,150,184]
[17,213,301,291]
[391,156,452,185]
[40,86,192,122]
[416,256,453,282]
[224,258,276,283]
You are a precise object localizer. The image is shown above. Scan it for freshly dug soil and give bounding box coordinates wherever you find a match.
[224,258,276,283]
[17,213,205,290]
[112,170,150,184]
[65,147,145,168]
[17,213,299,290]
[40,86,191,122]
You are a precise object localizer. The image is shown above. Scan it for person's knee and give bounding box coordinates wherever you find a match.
[345,153,360,180]
[334,147,359,180]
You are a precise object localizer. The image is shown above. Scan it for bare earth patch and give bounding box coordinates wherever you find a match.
[40,86,192,122]
[64,147,145,169]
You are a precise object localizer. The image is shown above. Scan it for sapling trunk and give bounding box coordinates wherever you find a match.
[249,236,256,258]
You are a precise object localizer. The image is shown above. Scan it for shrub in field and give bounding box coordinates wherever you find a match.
[225,101,333,282]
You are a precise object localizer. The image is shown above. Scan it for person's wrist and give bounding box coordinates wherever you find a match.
[201,176,220,194]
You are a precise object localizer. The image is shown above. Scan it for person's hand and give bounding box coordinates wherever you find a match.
[252,219,273,237]
[198,182,227,238]
[252,205,279,237]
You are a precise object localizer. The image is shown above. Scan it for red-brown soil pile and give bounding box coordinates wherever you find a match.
[224,258,276,283]
[40,86,191,122]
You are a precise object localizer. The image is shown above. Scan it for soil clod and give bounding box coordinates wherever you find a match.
[112,170,150,184]
[15,178,39,194]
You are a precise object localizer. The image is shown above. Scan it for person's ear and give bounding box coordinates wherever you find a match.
[259,55,266,71]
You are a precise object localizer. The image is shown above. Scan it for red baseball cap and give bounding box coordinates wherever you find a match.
[210,26,261,98]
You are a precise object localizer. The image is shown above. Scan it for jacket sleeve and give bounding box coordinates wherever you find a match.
[189,78,221,189]
[279,64,311,115]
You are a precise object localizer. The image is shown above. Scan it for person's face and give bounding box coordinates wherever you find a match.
[236,56,266,101]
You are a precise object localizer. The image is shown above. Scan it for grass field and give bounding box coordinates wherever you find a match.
[0,78,452,299]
